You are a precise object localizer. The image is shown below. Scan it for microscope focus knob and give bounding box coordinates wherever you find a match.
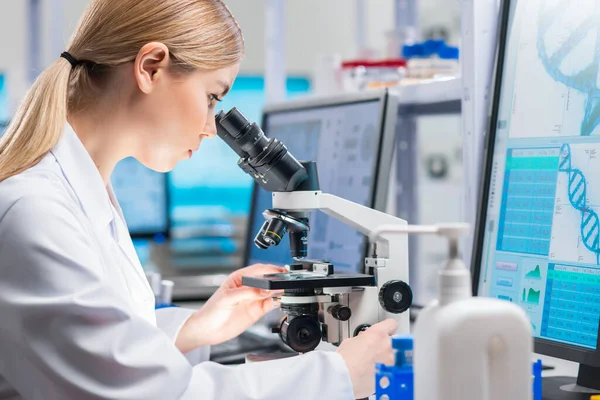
[328,305,352,321]
[379,280,412,314]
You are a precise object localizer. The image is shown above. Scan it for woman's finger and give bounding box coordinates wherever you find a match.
[370,318,398,336]
[260,297,281,313]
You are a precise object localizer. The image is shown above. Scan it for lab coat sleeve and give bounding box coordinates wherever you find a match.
[0,196,355,400]
[155,307,210,365]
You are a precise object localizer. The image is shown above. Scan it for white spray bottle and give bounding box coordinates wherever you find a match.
[370,224,533,400]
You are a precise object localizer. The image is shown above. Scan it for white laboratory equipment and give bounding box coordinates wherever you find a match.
[370,224,533,400]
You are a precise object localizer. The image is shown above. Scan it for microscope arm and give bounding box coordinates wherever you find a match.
[272,191,405,239]
[272,190,409,284]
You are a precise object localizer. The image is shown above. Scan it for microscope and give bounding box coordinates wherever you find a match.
[215,107,412,353]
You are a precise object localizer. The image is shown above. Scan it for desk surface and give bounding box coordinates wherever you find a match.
[537,354,578,378]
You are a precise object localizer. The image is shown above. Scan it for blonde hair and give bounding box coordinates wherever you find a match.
[0,0,243,182]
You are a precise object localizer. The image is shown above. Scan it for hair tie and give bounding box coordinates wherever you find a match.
[60,52,79,69]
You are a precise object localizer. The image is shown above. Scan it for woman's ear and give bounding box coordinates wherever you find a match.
[134,42,170,94]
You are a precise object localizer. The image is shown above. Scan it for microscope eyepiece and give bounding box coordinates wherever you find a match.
[215,107,310,192]
[215,108,270,159]
[216,108,250,139]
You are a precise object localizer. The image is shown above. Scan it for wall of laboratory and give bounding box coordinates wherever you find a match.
[226,0,461,75]
[0,1,28,115]
[40,0,90,69]
[2,0,462,84]
[0,0,89,116]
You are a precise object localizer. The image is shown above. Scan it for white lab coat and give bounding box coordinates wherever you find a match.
[0,124,354,400]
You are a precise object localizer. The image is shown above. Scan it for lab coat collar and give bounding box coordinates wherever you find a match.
[51,124,114,231]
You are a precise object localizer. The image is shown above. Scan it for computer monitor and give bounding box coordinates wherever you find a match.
[111,157,169,239]
[472,0,600,396]
[245,90,398,273]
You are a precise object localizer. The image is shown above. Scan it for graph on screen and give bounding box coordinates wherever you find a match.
[523,287,542,304]
[526,265,543,279]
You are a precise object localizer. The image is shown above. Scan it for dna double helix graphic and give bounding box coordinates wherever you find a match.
[537,0,600,136]
[558,143,600,264]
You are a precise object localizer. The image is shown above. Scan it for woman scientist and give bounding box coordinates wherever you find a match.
[0,0,396,399]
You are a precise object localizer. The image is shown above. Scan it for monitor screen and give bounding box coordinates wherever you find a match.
[247,99,384,273]
[475,0,600,351]
[111,157,168,238]
[0,73,8,124]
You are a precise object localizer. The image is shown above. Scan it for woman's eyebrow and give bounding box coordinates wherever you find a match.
[216,80,231,97]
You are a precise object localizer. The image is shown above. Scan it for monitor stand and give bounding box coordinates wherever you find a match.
[542,364,600,400]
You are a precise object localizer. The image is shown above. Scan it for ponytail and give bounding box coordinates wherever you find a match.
[0,58,72,182]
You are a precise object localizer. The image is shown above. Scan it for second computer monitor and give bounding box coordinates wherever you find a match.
[246,91,397,273]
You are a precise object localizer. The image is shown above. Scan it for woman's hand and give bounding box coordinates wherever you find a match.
[175,264,285,353]
[336,319,397,399]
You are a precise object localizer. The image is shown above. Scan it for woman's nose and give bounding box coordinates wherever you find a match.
[203,117,218,138]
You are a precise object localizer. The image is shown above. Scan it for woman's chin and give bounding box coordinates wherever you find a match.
[143,159,179,173]
[134,151,188,173]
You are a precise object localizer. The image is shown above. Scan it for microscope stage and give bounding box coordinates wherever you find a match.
[242,273,376,290]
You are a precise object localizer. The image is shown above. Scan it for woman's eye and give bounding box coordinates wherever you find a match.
[208,94,221,109]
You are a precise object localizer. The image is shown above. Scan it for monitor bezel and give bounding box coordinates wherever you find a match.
[242,89,398,274]
[471,0,600,366]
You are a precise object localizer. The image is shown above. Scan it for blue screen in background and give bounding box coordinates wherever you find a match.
[111,157,168,236]
[0,74,8,134]
[248,100,383,273]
